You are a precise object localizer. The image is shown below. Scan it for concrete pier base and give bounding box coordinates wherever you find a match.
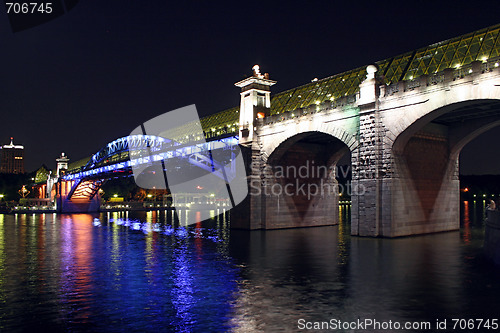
[58,197,101,213]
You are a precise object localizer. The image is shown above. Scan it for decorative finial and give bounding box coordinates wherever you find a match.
[252,65,264,79]
[366,65,378,80]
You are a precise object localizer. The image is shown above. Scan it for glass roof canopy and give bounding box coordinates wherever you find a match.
[200,23,500,136]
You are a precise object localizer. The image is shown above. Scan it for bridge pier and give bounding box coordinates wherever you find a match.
[56,179,103,213]
[390,132,460,236]
[260,141,340,229]
[349,60,500,237]
[58,197,101,213]
[231,137,344,230]
[351,119,462,237]
[231,145,265,230]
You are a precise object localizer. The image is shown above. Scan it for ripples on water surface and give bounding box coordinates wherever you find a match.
[0,202,498,332]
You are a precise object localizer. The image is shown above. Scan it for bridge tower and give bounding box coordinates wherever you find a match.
[56,152,69,177]
[52,152,102,213]
[235,65,276,145]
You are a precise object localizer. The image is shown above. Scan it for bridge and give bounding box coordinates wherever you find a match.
[47,23,500,237]
[49,134,241,213]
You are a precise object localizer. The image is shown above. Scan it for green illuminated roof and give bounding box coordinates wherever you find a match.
[200,106,239,134]
[200,23,500,134]
[34,165,50,184]
[68,157,91,173]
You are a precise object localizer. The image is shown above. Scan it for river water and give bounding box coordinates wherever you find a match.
[0,201,499,332]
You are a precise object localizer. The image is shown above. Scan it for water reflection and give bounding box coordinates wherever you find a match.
[462,201,472,244]
[58,215,94,325]
[348,233,463,322]
[0,202,498,332]
[0,212,239,332]
[228,227,344,332]
[226,202,499,332]
[172,242,196,331]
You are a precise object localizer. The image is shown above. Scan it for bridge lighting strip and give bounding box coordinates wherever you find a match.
[62,136,239,181]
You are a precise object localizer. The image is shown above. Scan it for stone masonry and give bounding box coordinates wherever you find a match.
[233,60,500,237]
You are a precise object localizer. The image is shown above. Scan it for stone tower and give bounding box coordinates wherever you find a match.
[235,65,276,145]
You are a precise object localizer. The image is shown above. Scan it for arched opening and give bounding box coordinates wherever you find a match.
[391,99,500,236]
[459,127,500,231]
[262,131,352,229]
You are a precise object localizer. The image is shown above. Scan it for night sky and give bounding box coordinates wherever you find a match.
[0,1,499,174]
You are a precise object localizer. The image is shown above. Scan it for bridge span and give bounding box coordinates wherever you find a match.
[43,24,500,237]
[234,59,500,237]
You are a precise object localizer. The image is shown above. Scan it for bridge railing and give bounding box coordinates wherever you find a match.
[63,136,240,181]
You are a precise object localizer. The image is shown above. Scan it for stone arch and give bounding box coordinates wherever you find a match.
[388,75,500,153]
[393,98,500,154]
[253,126,354,229]
[388,97,500,237]
[448,114,500,160]
[261,122,358,164]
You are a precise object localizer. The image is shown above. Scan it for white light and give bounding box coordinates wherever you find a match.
[455,64,460,69]
[495,63,499,67]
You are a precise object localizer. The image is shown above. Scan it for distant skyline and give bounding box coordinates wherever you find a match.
[0,1,499,174]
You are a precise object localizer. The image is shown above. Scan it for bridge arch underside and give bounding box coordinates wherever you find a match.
[58,177,104,213]
[254,131,350,229]
[387,99,500,237]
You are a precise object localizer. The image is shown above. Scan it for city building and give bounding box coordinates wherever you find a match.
[0,137,25,174]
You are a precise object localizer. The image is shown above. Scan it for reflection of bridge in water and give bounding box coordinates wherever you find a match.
[39,23,500,237]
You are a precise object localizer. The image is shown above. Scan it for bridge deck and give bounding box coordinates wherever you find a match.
[66,24,500,173]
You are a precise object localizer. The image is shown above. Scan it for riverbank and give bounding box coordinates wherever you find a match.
[4,204,175,215]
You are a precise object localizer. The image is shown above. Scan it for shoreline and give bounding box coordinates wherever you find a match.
[2,206,178,215]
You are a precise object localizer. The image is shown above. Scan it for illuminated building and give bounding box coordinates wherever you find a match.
[0,137,25,174]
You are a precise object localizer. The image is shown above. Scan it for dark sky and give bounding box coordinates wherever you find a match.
[0,1,499,174]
